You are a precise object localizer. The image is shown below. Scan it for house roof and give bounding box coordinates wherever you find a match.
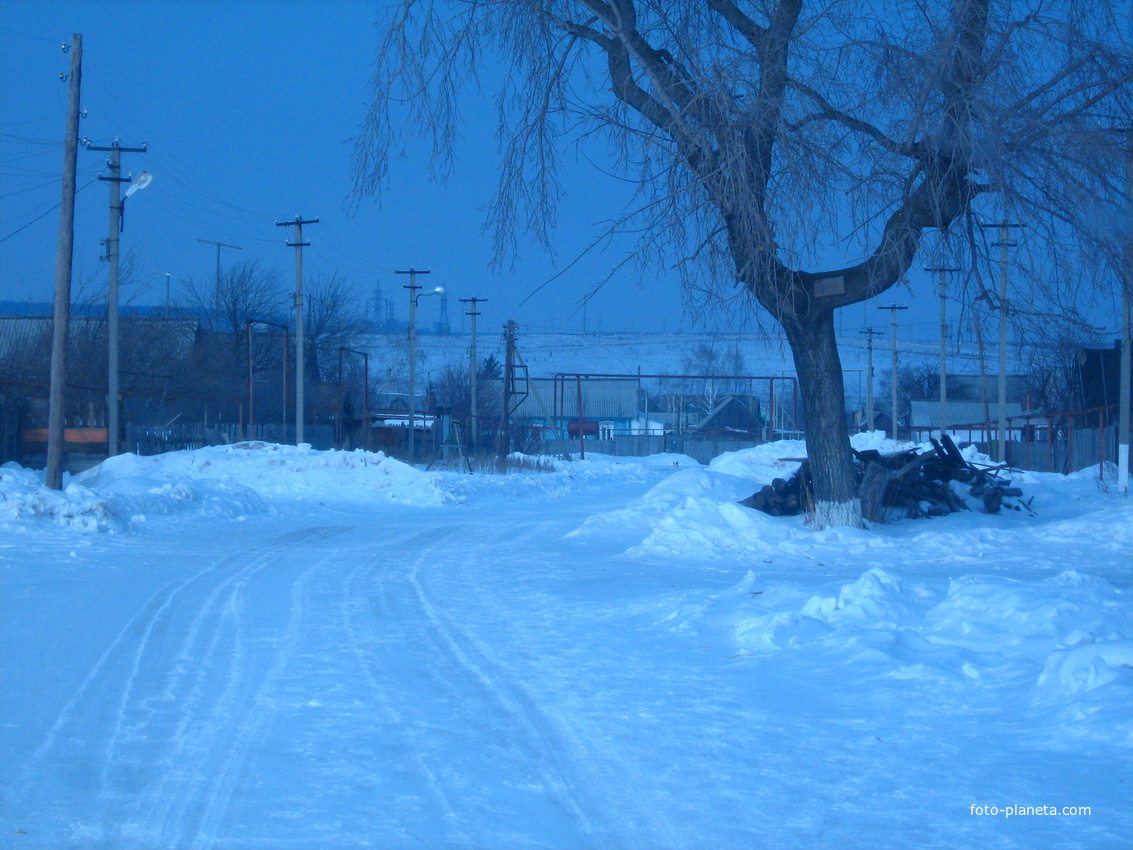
[0,316,49,360]
[908,400,1027,428]
[692,394,764,431]
[0,315,200,363]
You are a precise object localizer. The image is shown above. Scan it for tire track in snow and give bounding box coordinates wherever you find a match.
[344,525,593,843]
[174,544,329,850]
[339,539,472,847]
[7,525,348,848]
[125,526,349,849]
[412,516,686,850]
[351,522,667,849]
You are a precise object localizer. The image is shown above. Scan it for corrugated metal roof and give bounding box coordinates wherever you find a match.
[0,316,49,360]
[0,316,200,363]
[909,400,1026,427]
[500,377,640,420]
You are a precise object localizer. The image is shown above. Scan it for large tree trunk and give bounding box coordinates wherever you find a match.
[782,308,863,529]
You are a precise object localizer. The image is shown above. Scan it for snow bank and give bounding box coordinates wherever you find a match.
[575,441,913,558]
[567,464,811,556]
[728,567,1133,747]
[78,442,448,509]
[586,436,1118,561]
[0,463,114,532]
[0,443,450,534]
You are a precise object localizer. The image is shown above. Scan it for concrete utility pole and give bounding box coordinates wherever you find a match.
[926,267,963,437]
[981,221,1022,464]
[46,34,83,490]
[460,297,487,452]
[87,137,147,457]
[396,268,435,462]
[1120,141,1133,496]
[499,320,518,459]
[276,216,318,445]
[878,305,907,439]
[859,327,883,432]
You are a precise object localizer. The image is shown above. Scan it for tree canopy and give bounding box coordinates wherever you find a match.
[354,0,1132,527]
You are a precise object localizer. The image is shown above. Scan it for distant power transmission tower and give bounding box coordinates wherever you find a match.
[373,282,384,330]
[437,292,451,336]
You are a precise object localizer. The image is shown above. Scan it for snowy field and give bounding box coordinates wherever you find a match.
[1,439,1130,849]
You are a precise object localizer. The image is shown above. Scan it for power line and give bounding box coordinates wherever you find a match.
[0,177,95,243]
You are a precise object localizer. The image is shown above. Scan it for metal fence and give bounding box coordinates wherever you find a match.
[537,435,763,465]
[990,408,1124,475]
[123,422,335,456]
[0,397,23,465]
[534,406,1130,475]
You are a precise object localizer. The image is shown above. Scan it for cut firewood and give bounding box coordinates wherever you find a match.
[741,435,1028,521]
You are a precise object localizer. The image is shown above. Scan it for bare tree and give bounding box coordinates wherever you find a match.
[426,357,505,443]
[353,1,1132,527]
[680,338,747,414]
[304,270,369,384]
[1016,325,1103,413]
[176,261,287,423]
[880,363,979,430]
[181,260,287,335]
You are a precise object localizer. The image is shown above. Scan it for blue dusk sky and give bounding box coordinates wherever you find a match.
[3,2,1122,346]
[2,0,701,336]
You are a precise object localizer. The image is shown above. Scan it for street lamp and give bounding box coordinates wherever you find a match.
[123,169,151,199]
[397,268,442,462]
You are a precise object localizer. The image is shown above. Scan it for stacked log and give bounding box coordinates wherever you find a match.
[739,461,810,516]
[741,435,1031,521]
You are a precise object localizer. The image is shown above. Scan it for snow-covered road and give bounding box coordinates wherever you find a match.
[2,443,1130,848]
[6,472,702,848]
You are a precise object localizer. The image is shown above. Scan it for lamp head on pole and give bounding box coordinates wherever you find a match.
[414,284,444,305]
[123,170,152,199]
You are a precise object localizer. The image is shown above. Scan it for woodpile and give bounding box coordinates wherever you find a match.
[740,435,1032,522]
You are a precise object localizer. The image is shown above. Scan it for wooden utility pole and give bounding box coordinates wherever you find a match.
[859,327,882,432]
[460,297,486,452]
[46,34,83,490]
[878,305,907,439]
[276,216,318,445]
[87,137,147,456]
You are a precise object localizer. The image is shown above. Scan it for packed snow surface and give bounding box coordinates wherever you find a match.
[1,439,1129,848]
